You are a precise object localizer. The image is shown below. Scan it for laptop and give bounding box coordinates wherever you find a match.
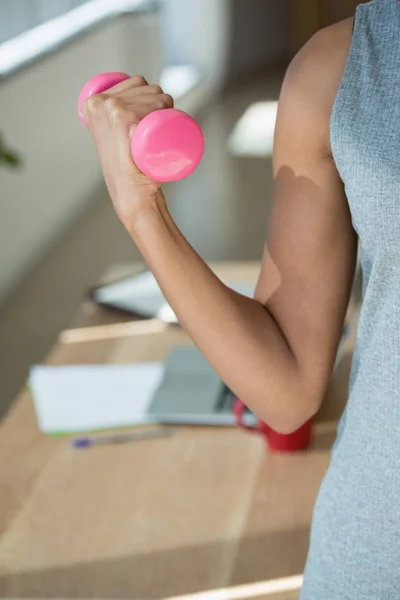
[147,346,257,426]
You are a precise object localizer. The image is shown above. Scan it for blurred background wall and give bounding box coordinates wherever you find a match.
[225,0,291,86]
[291,0,367,51]
[160,0,231,113]
[323,0,366,25]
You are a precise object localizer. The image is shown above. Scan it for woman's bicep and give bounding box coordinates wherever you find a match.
[256,29,358,411]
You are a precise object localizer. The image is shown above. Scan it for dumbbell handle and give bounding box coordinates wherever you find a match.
[78,72,204,182]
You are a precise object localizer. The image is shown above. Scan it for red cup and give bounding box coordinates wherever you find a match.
[233,398,313,452]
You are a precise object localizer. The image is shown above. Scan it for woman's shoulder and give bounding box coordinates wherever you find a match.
[282,18,354,128]
[287,18,354,95]
[278,17,355,158]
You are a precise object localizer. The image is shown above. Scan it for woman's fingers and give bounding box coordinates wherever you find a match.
[82,82,175,186]
[103,73,149,95]
[112,83,162,97]
[124,92,174,115]
[81,74,174,188]
[107,84,172,103]
[84,90,174,131]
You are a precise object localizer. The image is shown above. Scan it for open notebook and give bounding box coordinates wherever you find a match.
[30,363,164,435]
[90,270,256,322]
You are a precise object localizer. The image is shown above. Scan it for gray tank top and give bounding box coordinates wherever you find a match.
[300,1,400,598]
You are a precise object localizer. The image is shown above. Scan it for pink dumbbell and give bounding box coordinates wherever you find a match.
[78,72,204,182]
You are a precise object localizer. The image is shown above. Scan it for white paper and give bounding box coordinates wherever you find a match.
[30,363,164,434]
[94,270,255,323]
[95,270,168,318]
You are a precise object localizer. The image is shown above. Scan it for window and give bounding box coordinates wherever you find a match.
[0,1,92,44]
[0,0,149,77]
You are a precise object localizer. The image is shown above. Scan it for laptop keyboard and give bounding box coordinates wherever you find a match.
[217,385,236,411]
[217,384,252,413]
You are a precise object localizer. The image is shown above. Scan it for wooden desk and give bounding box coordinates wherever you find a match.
[0,262,353,600]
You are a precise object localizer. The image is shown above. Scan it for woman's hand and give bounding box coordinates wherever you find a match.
[83,74,174,229]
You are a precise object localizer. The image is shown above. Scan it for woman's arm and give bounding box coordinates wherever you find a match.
[84,19,357,434]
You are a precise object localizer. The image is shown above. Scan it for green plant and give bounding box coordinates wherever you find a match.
[0,132,21,168]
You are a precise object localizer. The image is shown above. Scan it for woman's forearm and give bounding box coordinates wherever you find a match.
[128,192,310,433]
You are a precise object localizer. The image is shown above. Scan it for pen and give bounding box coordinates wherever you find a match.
[72,426,174,448]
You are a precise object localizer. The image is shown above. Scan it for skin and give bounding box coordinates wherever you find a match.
[83,17,357,434]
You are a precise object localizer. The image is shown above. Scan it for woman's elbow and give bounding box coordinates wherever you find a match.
[267,397,320,435]
[272,416,310,436]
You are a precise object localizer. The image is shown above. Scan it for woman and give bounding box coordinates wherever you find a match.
[83,0,399,596]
